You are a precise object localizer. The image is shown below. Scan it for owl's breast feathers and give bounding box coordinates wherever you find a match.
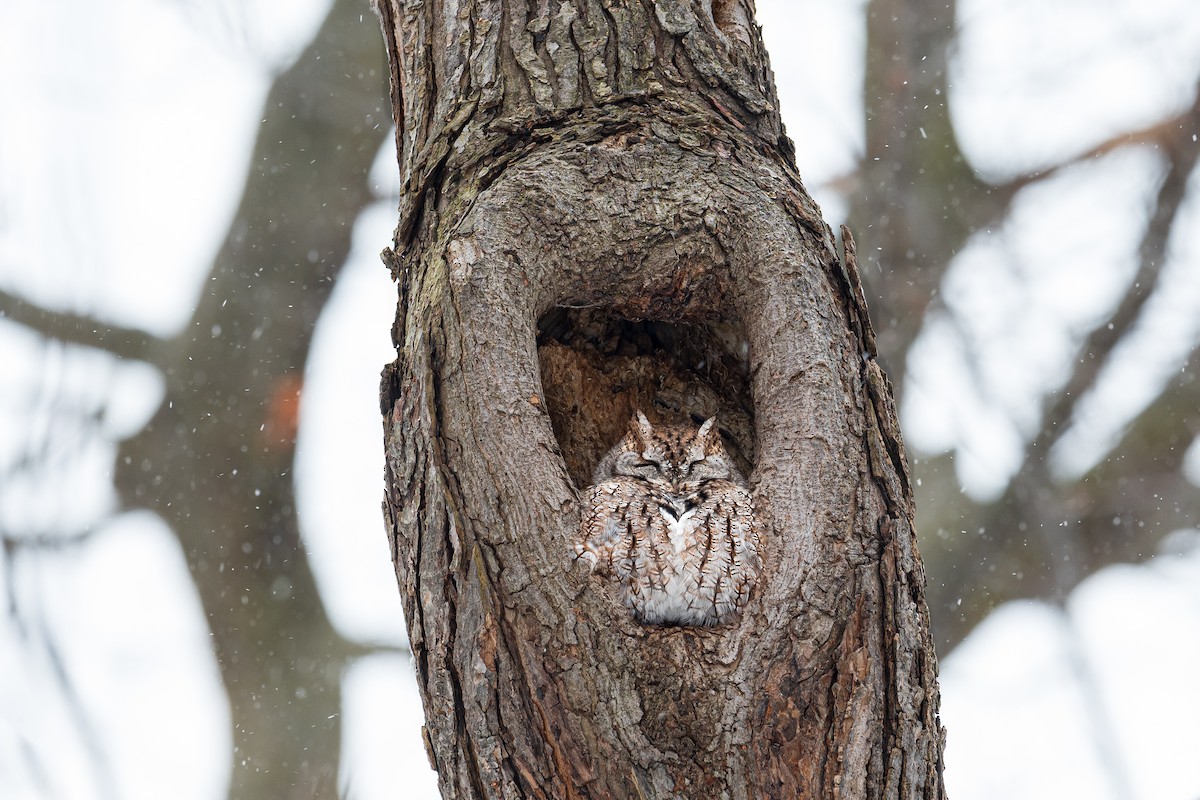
[576,475,760,626]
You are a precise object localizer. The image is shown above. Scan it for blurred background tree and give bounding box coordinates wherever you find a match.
[1,0,1197,798]
[852,0,1200,651]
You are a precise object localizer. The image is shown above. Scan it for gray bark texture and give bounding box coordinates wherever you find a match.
[374,1,947,797]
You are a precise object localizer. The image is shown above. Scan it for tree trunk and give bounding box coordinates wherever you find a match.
[374,1,946,797]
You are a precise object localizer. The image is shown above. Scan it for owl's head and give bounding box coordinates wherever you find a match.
[612,411,736,489]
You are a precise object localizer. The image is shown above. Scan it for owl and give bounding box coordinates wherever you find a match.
[576,411,761,626]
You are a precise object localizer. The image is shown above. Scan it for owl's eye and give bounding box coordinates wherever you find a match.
[617,455,659,475]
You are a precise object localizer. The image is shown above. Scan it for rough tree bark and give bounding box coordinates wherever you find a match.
[375,1,946,797]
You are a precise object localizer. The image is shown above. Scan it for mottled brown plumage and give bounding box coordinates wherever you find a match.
[576,412,761,626]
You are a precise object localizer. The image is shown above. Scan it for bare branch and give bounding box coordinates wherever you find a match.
[4,558,120,800]
[0,289,161,364]
[1055,611,1137,800]
[1,529,98,553]
[987,88,1200,204]
[927,351,1200,650]
[1033,83,1200,456]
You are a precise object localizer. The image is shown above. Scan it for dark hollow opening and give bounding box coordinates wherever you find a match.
[536,307,755,488]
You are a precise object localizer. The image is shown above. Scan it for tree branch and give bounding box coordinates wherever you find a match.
[986,85,1200,206]
[1031,81,1200,458]
[926,345,1200,651]
[0,289,161,364]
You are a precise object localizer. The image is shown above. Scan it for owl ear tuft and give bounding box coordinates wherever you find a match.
[633,410,654,442]
[696,417,720,453]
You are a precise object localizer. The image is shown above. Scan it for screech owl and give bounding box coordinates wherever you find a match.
[575,411,761,626]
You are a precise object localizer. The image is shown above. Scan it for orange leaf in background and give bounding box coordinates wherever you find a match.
[262,373,303,451]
